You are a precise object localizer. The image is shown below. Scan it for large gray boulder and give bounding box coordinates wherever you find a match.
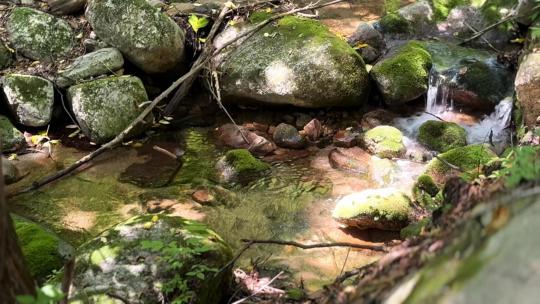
[7,7,74,61]
[69,214,232,304]
[1,74,55,127]
[215,16,370,108]
[86,0,186,74]
[67,75,151,144]
[0,115,25,152]
[56,48,124,88]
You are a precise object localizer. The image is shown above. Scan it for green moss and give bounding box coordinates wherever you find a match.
[431,0,472,21]
[371,41,432,104]
[420,41,491,71]
[14,217,66,281]
[413,174,441,208]
[248,10,273,23]
[0,115,24,151]
[424,144,497,186]
[363,126,405,158]
[379,12,412,34]
[0,42,13,69]
[401,217,431,238]
[332,189,412,221]
[224,149,270,174]
[454,59,511,106]
[418,120,467,152]
[3,74,51,103]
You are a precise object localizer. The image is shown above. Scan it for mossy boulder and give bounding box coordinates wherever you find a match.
[379,13,412,35]
[424,144,497,187]
[86,0,186,74]
[67,76,151,144]
[371,41,432,105]
[216,149,271,184]
[332,188,412,231]
[0,42,13,69]
[273,123,307,149]
[363,126,406,158]
[7,7,74,61]
[14,216,73,282]
[0,115,25,152]
[1,74,55,127]
[68,214,232,304]
[215,16,370,108]
[56,48,124,88]
[418,120,467,152]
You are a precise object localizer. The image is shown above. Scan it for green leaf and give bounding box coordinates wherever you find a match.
[188,15,209,33]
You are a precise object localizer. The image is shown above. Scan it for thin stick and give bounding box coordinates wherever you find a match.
[458,14,515,45]
[423,111,446,122]
[434,155,464,172]
[232,271,284,304]
[241,239,387,252]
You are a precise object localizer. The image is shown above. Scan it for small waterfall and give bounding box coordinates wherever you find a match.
[426,71,454,114]
[466,97,513,153]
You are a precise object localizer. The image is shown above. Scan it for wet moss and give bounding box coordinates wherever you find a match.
[379,12,412,34]
[248,10,273,23]
[412,174,441,208]
[3,74,51,104]
[225,149,270,174]
[431,0,472,21]
[363,126,405,158]
[400,217,431,238]
[332,189,412,221]
[418,120,467,152]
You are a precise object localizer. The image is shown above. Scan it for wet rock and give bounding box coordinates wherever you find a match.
[216,123,276,155]
[332,188,412,231]
[418,120,467,152]
[68,75,151,144]
[348,22,385,63]
[7,7,74,61]
[1,74,54,127]
[333,129,359,148]
[328,147,370,173]
[2,157,21,184]
[56,48,124,88]
[423,144,497,187]
[377,2,434,38]
[371,41,432,105]
[515,52,540,128]
[363,126,405,159]
[68,214,232,304]
[263,148,310,163]
[14,216,73,282]
[216,149,271,184]
[360,109,396,130]
[0,43,13,69]
[273,123,306,149]
[49,0,87,15]
[303,118,322,141]
[215,16,370,108]
[86,0,186,74]
[0,115,25,152]
[192,189,216,205]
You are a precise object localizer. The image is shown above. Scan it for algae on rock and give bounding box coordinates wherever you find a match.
[418,120,467,152]
[216,149,271,184]
[363,125,406,158]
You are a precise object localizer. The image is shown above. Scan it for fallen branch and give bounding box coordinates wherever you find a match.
[458,13,515,45]
[434,155,464,172]
[241,239,387,251]
[423,111,446,122]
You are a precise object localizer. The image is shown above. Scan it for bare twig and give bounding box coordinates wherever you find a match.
[423,111,446,122]
[458,13,515,45]
[434,155,464,172]
[232,271,284,304]
[60,259,75,304]
[241,239,387,252]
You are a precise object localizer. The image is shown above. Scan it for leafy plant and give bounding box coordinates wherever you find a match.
[16,285,64,304]
[489,146,540,188]
[188,14,209,33]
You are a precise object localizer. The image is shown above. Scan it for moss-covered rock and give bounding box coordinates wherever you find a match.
[67,75,151,144]
[363,125,406,158]
[14,216,73,282]
[371,41,432,105]
[424,144,497,186]
[273,123,306,149]
[86,0,186,74]
[56,48,124,88]
[1,74,54,127]
[69,214,232,304]
[7,7,74,61]
[400,217,431,238]
[0,115,25,152]
[0,42,13,69]
[412,174,442,208]
[215,16,370,108]
[216,149,271,184]
[418,120,467,152]
[332,188,412,231]
[379,12,412,35]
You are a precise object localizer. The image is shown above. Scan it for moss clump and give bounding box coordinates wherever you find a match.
[0,115,24,152]
[412,174,442,208]
[363,126,405,158]
[401,217,431,238]
[418,120,467,152]
[379,12,412,34]
[14,217,69,281]
[224,149,270,175]
[424,144,497,186]
[371,41,432,105]
[248,10,273,23]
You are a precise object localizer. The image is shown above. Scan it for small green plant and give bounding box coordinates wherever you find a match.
[16,284,64,304]
[489,146,540,188]
[531,0,540,39]
[188,14,209,33]
[140,236,218,304]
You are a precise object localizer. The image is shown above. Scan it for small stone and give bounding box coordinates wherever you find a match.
[333,129,359,148]
[273,123,306,149]
[303,118,322,141]
[192,190,215,205]
[216,124,276,155]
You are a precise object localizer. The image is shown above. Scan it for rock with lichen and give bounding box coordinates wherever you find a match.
[363,125,406,158]
[0,115,25,152]
[273,123,306,149]
[418,120,467,152]
[377,1,435,37]
[216,149,271,184]
[412,174,442,208]
[7,7,74,61]
[86,0,186,74]
[56,48,124,88]
[14,216,73,282]
[68,214,232,304]
[332,188,412,231]
[67,75,152,144]
[371,41,432,105]
[0,43,13,69]
[1,74,55,127]
[214,15,370,108]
